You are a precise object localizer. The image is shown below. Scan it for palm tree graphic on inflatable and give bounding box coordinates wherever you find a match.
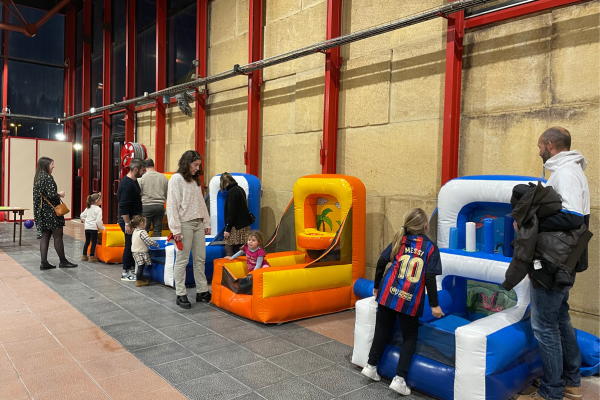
[316,198,341,232]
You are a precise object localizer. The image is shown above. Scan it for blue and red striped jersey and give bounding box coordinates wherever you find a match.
[377,235,442,317]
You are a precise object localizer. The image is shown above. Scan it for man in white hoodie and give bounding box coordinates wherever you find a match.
[517,127,590,400]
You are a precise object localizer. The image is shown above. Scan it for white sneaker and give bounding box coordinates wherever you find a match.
[121,270,136,281]
[360,364,381,381]
[389,376,411,395]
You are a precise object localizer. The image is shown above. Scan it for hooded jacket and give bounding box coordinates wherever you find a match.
[544,150,591,273]
[544,151,590,217]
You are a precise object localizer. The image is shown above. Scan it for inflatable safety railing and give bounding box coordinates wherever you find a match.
[352,175,599,400]
[211,174,366,323]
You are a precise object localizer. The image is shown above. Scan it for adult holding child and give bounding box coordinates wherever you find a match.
[167,150,211,309]
[221,172,253,257]
[33,157,77,270]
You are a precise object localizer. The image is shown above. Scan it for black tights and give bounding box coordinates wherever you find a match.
[368,304,420,379]
[40,228,66,263]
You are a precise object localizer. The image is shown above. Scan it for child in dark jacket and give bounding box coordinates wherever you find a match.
[361,208,444,396]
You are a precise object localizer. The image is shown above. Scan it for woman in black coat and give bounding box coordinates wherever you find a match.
[220,173,253,256]
[33,157,77,270]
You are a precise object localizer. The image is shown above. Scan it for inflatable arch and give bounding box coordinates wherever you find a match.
[211,174,366,323]
[352,175,599,400]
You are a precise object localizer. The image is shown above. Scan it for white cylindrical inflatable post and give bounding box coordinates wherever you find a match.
[466,222,476,252]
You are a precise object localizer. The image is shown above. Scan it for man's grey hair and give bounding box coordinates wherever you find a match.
[541,127,571,151]
[130,158,145,172]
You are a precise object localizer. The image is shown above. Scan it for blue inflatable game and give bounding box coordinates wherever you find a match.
[352,175,599,400]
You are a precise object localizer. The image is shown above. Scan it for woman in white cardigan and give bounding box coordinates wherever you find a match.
[166,150,211,309]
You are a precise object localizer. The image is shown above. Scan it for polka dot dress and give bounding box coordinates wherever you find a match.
[33,173,65,231]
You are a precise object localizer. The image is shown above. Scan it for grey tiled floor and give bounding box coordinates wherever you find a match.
[0,224,434,400]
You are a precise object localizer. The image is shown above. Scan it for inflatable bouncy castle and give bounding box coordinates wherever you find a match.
[352,175,599,400]
[211,174,366,323]
[144,173,261,286]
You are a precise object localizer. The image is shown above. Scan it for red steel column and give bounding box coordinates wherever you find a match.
[245,0,262,177]
[441,11,464,186]
[321,0,342,174]
[81,0,92,211]
[155,0,167,172]
[124,0,135,142]
[1,11,9,206]
[196,0,208,186]
[64,5,76,142]
[101,0,112,223]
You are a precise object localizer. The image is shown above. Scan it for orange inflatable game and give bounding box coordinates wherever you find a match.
[211,174,366,323]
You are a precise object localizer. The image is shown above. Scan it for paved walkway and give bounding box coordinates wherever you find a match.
[0,223,431,400]
[1,221,598,400]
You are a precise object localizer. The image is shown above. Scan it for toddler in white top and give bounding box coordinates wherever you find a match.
[131,215,158,287]
[80,193,104,262]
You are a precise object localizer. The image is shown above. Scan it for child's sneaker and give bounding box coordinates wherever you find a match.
[81,255,88,261]
[389,376,411,396]
[360,364,381,381]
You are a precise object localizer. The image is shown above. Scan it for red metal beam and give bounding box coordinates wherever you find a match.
[101,0,112,223]
[0,0,71,37]
[64,5,76,142]
[1,10,9,206]
[245,0,262,177]
[124,0,136,142]
[465,0,589,29]
[155,0,167,172]
[0,21,26,35]
[81,0,92,211]
[321,0,342,174]
[34,0,71,29]
[441,11,464,186]
[195,0,208,185]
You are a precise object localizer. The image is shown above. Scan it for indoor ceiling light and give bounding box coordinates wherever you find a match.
[73,144,82,150]
[56,133,66,141]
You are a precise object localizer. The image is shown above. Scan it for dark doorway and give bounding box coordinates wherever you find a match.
[108,135,125,224]
[90,137,102,195]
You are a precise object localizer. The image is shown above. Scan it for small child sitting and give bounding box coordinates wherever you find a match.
[80,193,105,263]
[131,215,158,287]
[225,230,270,273]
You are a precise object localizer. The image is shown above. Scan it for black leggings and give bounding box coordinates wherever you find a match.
[83,230,98,256]
[368,304,420,379]
[40,228,66,263]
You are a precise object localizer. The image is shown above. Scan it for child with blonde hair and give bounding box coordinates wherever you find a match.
[225,230,270,272]
[131,215,158,287]
[361,208,444,396]
[80,193,104,262]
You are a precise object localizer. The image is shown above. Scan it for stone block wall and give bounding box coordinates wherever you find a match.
[135,0,599,334]
[460,1,600,334]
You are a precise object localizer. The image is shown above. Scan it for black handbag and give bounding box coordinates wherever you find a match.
[249,213,256,224]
